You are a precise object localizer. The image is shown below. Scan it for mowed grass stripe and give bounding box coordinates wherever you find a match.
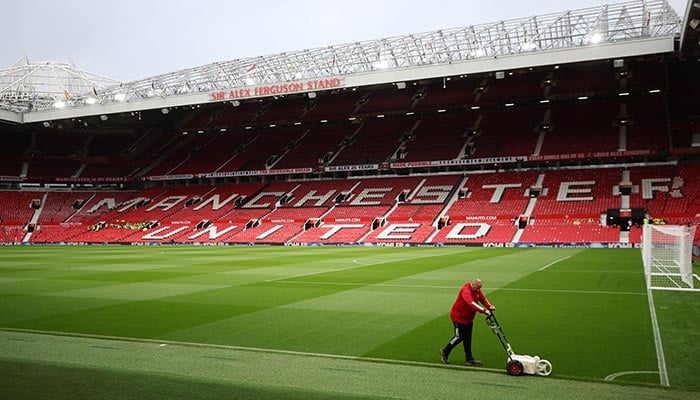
[0,246,698,392]
[4,329,696,400]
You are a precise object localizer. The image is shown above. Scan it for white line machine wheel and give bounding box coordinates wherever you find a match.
[536,359,552,376]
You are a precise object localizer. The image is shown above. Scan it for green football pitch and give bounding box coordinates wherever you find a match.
[0,245,698,399]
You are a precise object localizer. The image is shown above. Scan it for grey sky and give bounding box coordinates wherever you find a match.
[1,0,689,82]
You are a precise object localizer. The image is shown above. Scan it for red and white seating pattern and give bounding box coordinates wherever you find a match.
[1,164,698,245]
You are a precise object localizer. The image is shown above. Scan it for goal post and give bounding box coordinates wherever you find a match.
[642,224,699,291]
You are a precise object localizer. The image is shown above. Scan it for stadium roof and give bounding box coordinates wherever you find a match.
[0,0,682,125]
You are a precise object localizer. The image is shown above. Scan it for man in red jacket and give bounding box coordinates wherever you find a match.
[439,278,495,366]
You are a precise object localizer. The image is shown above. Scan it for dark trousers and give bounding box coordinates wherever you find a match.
[442,321,474,361]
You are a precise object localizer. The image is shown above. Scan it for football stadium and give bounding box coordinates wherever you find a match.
[1,0,699,398]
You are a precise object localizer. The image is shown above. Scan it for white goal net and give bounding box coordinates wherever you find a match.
[642,224,698,291]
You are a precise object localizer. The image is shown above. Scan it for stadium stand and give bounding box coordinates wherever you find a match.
[0,1,697,247]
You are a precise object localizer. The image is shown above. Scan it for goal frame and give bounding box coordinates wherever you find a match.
[642,224,699,291]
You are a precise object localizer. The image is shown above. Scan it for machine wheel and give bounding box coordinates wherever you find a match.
[507,360,523,375]
[536,359,552,376]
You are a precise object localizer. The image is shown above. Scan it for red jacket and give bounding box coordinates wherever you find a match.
[450,283,493,324]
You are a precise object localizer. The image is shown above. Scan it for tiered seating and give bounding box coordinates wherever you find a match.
[88,133,137,156]
[29,224,86,243]
[146,134,215,176]
[362,221,436,243]
[625,95,669,151]
[166,183,265,223]
[628,164,700,216]
[253,97,307,123]
[518,219,619,243]
[36,192,90,223]
[27,159,81,178]
[65,191,139,223]
[549,61,619,96]
[540,99,619,155]
[388,204,444,222]
[354,89,417,115]
[430,219,518,243]
[667,61,699,148]
[291,223,370,244]
[208,101,259,127]
[330,117,413,165]
[272,124,355,169]
[400,113,474,162]
[0,158,22,176]
[94,187,171,223]
[1,225,26,242]
[411,80,475,112]
[0,191,42,224]
[531,168,622,218]
[448,171,539,218]
[477,71,546,106]
[168,132,248,175]
[301,90,364,121]
[471,108,543,158]
[627,165,677,215]
[235,126,306,171]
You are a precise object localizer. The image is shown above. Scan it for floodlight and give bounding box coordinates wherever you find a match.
[42,121,51,127]
[100,115,108,121]
[147,89,155,97]
[396,82,406,89]
[85,97,97,105]
[161,108,169,114]
[308,92,317,99]
[589,33,602,44]
[114,93,126,101]
[54,101,66,108]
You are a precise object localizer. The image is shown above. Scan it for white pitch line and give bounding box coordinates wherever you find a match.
[538,256,572,271]
[646,286,669,386]
[0,327,501,373]
[268,280,646,296]
[604,370,659,381]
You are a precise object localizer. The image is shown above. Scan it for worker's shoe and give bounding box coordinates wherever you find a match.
[465,359,483,366]
[439,349,450,364]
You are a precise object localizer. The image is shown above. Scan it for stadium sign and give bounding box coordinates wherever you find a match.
[392,156,522,168]
[210,77,344,101]
[202,167,313,178]
[527,150,653,161]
